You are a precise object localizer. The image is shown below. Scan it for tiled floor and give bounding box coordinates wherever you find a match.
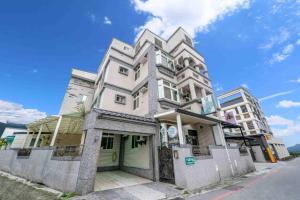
[94,170,152,191]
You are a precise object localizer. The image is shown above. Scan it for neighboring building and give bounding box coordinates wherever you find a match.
[0,122,27,149]
[0,28,255,194]
[218,87,290,161]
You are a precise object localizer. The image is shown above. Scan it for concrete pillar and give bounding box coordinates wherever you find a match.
[34,124,44,147]
[50,116,62,146]
[176,114,184,145]
[188,80,197,100]
[76,129,102,195]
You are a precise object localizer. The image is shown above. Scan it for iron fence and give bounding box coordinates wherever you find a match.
[53,145,84,157]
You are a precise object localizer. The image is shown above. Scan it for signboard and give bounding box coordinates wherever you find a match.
[185,156,195,166]
[167,126,178,139]
[224,111,237,124]
[6,136,15,144]
[201,94,218,115]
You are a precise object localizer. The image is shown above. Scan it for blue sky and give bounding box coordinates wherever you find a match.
[0,0,299,147]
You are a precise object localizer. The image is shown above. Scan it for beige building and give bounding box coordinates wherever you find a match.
[218,87,290,161]
[0,28,255,195]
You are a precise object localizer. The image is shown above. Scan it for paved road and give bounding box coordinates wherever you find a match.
[188,157,300,200]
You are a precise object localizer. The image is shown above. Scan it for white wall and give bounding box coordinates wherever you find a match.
[97,134,120,167]
[1,128,26,139]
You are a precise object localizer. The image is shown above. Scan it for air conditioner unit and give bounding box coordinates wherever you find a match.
[140,86,148,93]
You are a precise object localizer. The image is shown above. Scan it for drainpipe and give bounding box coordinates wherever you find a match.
[218,124,235,176]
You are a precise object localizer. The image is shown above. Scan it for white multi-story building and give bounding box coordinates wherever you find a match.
[0,28,255,195]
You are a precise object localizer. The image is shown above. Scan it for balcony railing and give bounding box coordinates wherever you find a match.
[53,145,84,157]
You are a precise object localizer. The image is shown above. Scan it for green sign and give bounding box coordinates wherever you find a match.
[185,156,195,166]
[6,136,15,144]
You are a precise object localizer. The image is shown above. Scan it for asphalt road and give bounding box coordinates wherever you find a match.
[187,157,300,200]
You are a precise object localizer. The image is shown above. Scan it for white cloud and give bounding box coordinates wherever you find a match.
[88,12,96,23]
[290,78,300,83]
[104,16,112,25]
[267,115,300,137]
[0,100,46,124]
[269,44,294,63]
[296,39,300,45]
[259,90,294,102]
[259,29,290,50]
[277,100,300,108]
[132,0,250,40]
[241,83,249,89]
[214,83,224,92]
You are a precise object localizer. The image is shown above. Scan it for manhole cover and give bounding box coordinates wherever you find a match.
[224,185,244,191]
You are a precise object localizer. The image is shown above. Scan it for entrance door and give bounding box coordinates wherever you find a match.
[158,146,175,183]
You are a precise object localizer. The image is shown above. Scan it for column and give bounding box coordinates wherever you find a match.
[50,116,62,146]
[34,124,44,148]
[176,113,184,145]
[201,88,206,98]
[76,129,102,195]
[188,80,197,100]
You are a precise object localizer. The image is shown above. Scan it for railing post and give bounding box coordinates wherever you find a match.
[34,124,43,147]
[50,116,62,146]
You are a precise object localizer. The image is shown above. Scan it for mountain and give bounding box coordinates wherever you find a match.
[288,144,300,153]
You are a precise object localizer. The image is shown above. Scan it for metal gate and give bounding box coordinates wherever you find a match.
[158,146,175,184]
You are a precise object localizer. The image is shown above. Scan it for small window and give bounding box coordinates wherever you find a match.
[123,46,130,50]
[119,66,128,76]
[133,92,140,110]
[240,105,248,113]
[101,133,114,149]
[134,64,140,81]
[155,38,162,48]
[131,135,140,148]
[185,35,192,46]
[246,121,255,130]
[115,94,126,105]
[235,107,239,114]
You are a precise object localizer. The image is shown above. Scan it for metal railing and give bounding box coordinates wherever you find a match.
[17,148,31,157]
[53,145,84,157]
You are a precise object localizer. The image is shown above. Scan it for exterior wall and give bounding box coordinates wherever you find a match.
[252,146,267,162]
[172,146,255,190]
[59,69,96,115]
[11,134,27,148]
[123,135,150,169]
[1,127,26,139]
[97,134,120,167]
[0,149,80,192]
[267,137,290,159]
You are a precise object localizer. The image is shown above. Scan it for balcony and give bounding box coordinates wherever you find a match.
[155,50,175,71]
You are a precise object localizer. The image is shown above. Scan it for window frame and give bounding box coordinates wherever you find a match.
[131,135,140,149]
[118,66,129,76]
[101,133,114,150]
[133,92,140,110]
[115,94,126,105]
[158,80,179,102]
[134,64,141,81]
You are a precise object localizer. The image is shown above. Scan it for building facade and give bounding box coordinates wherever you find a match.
[218,87,290,161]
[0,28,255,195]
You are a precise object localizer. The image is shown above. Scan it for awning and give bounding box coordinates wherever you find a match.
[26,112,84,134]
[154,108,223,125]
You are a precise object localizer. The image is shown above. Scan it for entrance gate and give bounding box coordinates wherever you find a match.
[158,146,175,184]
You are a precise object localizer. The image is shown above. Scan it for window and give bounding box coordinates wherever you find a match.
[158,80,179,102]
[235,107,239,114]
[101,133,114,149]
[133,92,140,110]
[236,115,241,120]
[119,66,128,76]
[123,46,130,51]
[131,135,140,148]
[240,105,248,113]
[115,94,126,104]
[155,38,162,48]
[243,113,250,118]
[246,121,255,130]
[155,49,174,70]
[239,123,245,131]
[134,64,140,80]
[185,35,193,46]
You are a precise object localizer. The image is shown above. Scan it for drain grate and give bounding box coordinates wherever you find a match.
[224,185,244,191]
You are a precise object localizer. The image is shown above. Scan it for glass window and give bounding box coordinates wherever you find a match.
[134,64,140,80]
[119,66,128,76]
[240,105,248,113]
[115,94,126,104]
[235,107,239,114]
[155,38,162,48]
[131,136,140,149]
[133,92,139,110]
[101,133,114,149]
[246,121,255,130]
[158,80,179,102]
